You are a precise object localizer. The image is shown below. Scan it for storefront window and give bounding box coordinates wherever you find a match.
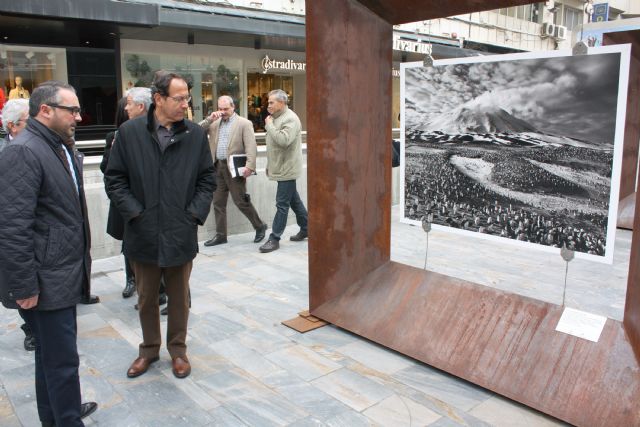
[247,72,293,132]
[0,45,68,103]
[121,53,241,123]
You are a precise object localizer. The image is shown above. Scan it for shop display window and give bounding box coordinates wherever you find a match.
[247,72,293,132]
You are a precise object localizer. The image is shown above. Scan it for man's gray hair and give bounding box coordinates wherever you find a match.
[268,89,288,104]
[218,95,235,107]
[126,87,152,112]
[1,99,29,133]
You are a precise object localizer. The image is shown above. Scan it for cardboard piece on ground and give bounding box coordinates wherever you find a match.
[283,312,328,333]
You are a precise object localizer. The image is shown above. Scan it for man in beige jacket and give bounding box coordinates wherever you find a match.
[200,95,267,246]
[259,89,308,253]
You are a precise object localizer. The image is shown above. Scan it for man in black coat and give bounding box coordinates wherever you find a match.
[0,81,97,426]
[105,71,215,379]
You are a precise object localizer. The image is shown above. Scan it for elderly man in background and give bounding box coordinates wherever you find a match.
[0,98,29,152]
[0,81,97,426]
[259,89,308,253]
[200,95,267,246]
[125,87,152,120]
[0,98,36,352]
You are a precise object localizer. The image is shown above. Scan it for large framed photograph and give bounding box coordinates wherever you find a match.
[400,45,630,264]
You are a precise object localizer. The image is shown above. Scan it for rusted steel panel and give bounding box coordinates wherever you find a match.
[306,0,392,311]
[312,261,640,426]
[356,0,539,25]
[604,31,640,201]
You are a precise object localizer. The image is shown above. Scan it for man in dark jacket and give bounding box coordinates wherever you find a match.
[105,70,215,379]
[0,81,97,426]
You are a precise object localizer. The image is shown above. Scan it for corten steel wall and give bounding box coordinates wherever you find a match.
[604,31,640,201]
[306,1,640,425]
[611,30,640,362]
[307,0,392,311]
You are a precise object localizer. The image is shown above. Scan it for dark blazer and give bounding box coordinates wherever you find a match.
[105,104,216,267]
[101,131,125,240]
[0,118,92,310]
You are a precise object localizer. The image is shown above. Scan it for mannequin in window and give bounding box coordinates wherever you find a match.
[8,76,30,99]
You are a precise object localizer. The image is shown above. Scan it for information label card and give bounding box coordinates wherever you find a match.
[555,307,607,342]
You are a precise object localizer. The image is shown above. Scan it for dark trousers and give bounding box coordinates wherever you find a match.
[132,261,192,359]
[269,179,308,241]
[213,159,263,236]
[20,307,83,426]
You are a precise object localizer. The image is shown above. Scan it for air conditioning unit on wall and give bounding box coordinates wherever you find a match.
[542,22,555,38]
[554,25,567,40]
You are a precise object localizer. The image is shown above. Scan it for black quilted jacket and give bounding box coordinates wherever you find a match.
[105,105,215,267]
[0,118,92,310]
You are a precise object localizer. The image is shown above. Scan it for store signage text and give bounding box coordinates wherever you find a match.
[393,38,432,55]
[261,55,306,74]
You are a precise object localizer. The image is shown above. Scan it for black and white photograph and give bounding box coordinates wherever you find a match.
[401,47,629,263]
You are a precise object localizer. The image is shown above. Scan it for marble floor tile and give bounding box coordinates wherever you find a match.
[266,344,342,381]
[207,406,249,426]
[336,340,415,375]
[212,337,282,378]
[198,369,308,426]
[363,394,441,426]
[468,395,567,427]
[311,368,394,412]
[392,365,493,412]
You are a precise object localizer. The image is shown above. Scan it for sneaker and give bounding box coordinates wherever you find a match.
[290,230,308,241]
[259,239,280,253]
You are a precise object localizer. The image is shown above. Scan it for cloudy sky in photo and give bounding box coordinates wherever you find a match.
[405,52,622,144]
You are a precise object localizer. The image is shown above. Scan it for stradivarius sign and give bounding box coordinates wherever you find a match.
[261,55,306,74]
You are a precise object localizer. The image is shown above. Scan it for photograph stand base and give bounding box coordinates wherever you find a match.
[310,261,640,426]
[282,310,328,333]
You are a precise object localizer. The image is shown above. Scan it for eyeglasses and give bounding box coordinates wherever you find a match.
[167,95,191,104]
[47,103,82,116]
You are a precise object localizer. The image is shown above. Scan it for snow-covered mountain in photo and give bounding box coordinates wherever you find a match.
[419,100,538,134]
[406,96,609,150]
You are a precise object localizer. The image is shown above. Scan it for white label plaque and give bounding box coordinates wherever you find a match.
[555,307,607,342]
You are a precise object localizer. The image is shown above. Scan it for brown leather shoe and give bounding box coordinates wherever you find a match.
[172,356,191,378]
[127,356,159,378]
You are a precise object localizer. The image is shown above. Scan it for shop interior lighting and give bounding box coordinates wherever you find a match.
[25,51,34,59]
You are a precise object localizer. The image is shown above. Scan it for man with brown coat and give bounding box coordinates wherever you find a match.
[200,95,267,246]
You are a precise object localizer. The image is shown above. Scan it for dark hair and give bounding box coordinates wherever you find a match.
[150,70,185,101]
[29,80,76,117]
[115,96,128,127]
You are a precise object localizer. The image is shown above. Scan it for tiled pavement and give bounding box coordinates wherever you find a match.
[0,214,588,426]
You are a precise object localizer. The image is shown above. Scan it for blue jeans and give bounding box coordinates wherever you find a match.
[269,180,308,241]
[20,306,83,426]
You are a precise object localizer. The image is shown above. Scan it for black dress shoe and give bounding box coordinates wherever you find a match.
[24,335,35,352]
[81,401,98,419]
[290,230,308,241]
[20,323,35,351]
[81,295,100,304]
[122,278,136,298]
[259,239,280,253]
[204,234,227,246]
[254,223,267,243]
